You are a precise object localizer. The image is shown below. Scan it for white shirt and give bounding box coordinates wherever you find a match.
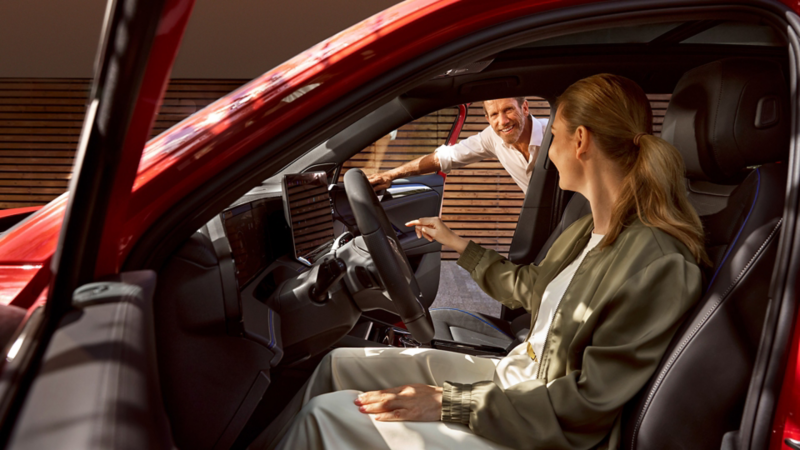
[494,232,605,389]
[435,115,549,192]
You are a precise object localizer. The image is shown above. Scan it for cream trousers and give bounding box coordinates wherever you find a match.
[253,347,514,450]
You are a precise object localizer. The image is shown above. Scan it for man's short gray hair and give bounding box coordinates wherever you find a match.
[483,97,527,111]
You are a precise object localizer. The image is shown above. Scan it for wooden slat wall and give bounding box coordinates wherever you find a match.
[0,78,247,209]
[439,98,549,259]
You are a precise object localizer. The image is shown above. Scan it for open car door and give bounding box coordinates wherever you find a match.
[0,0,194,447]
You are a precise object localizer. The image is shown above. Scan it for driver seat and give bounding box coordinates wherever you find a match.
[430,192,590,348]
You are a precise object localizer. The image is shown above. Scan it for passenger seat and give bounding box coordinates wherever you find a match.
[623,57,789,449]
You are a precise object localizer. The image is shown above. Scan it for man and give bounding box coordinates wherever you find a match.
[367,97,549,193]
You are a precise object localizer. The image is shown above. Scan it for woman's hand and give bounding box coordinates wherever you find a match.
[354,384,443,422]
[405,217,469,254]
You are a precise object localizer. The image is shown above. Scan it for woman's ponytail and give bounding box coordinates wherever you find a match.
[610,134,710,266]
[557,74,710,266]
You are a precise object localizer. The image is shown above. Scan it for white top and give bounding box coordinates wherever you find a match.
[435,115,549,192]
[494,232,605,389]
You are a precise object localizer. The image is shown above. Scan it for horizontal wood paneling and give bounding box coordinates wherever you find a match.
[0,78,247,208]
[440,100,534,260]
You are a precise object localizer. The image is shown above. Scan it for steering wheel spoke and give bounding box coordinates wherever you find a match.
[343,169,434,343]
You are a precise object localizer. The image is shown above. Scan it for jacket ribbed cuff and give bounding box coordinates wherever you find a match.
[456,240,485,273]
[441,381,471,425]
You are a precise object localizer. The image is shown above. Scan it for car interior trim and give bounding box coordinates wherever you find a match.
[707,169,761,288]
[385,184,433,199]
[429,308,513,338]
[740,11,800,449]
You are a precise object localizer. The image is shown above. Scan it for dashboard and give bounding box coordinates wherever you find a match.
[221,199,274,288]
[219,172,339,291]
[157,172,444,448]
[281,172,336,265]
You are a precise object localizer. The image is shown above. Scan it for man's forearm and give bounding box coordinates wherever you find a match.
[387,152,441,180]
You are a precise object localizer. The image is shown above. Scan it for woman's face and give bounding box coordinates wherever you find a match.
[548,107,582,192]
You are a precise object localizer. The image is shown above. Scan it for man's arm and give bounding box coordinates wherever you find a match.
[367,129,495,190]
[367,152,441,190]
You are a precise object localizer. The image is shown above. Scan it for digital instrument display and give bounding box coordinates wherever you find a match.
[282,172,335,265]
[222,199,272,287]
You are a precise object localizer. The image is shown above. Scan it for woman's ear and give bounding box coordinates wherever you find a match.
[575,125,590,160]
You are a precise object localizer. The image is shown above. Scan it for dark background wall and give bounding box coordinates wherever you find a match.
[0,0,399,79]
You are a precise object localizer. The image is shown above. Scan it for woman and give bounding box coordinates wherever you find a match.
[258,74,706,450]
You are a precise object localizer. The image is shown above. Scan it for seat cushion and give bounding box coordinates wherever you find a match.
[430,308,514,348]
[510,313,532,343]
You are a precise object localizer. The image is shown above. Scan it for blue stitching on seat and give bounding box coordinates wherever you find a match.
[707,168,760,289]
[431,307,512,337]
[267,309,275,349]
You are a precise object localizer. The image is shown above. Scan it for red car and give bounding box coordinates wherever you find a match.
[0,0,797,448]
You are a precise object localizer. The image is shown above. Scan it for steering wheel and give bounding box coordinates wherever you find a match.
[343,169,434,343]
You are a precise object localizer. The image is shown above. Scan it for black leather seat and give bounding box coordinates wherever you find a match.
[622,57,789,449]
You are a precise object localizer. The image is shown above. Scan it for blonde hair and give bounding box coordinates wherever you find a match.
[556,74,710,266]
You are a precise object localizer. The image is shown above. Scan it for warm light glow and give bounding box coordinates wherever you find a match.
[6,335,23,361]
[0,265,43,270]
[201,110,226,127]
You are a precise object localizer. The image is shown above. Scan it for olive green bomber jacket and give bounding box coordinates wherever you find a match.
[440,214,702,449]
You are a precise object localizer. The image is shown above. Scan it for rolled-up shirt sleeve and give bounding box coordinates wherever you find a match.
[435,126,497,173]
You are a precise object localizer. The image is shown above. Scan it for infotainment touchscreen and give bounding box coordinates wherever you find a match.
[282,172,335,265]
[221,198,272,288]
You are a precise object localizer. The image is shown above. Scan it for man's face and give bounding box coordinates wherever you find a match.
[484,98,529,145]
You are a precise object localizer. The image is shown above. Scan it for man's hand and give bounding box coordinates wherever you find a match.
[365,153,441,191]
[354,384,443,422]
[367,172,394,191]
[405,217,469,254]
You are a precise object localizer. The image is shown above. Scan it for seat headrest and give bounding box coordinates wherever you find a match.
[662,58,789,183]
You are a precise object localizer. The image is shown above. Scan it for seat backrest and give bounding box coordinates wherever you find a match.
[533,192,591,264]
[622,58,790,450]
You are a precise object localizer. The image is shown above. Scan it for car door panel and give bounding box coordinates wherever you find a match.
[0,0,191,446]
[384,178,444,241]
[334,174,444,235]
[8,271,171,450]
[379,175,445,305]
